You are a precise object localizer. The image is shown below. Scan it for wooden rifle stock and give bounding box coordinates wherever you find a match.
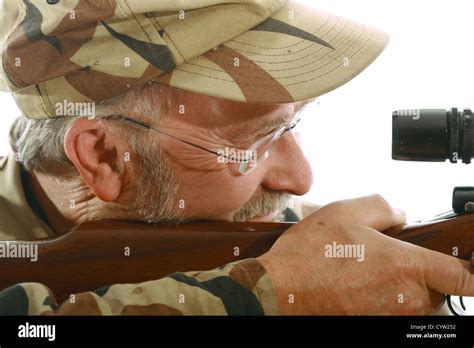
[0,215,473,303]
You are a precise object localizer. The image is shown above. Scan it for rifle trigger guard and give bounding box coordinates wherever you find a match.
[446,295,468,316]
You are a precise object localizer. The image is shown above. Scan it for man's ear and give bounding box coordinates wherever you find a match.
[64,118,122,202]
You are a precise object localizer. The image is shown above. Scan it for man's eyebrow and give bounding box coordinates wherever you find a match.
[253,116,289,135]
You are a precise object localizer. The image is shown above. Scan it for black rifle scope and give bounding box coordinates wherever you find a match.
[392,108,474,164]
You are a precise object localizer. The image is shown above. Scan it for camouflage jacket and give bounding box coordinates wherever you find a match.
[0,258,279,315]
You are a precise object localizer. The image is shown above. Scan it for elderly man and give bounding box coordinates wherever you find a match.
[0,0,473,315]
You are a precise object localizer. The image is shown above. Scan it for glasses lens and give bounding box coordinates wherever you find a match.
[238,134,273,175]
[238,117,302,175]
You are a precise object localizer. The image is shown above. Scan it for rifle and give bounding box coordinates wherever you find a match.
[0,210,473,308]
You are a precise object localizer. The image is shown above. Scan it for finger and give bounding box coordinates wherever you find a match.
[316,194,407,232]
[427,290,446,314]
[422,249,474,296]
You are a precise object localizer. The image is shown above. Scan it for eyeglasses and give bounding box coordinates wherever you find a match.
[111,114,302,175]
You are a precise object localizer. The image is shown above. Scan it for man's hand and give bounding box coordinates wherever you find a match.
[258,194,474,315]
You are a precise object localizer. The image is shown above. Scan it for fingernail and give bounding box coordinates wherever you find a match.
[395,208,406,216]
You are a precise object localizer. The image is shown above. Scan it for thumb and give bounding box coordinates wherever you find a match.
[423,249,474,296]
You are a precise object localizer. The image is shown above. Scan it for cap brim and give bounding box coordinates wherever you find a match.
[154,1,389,104]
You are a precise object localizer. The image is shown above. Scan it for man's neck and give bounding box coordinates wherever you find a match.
[21,169,96,236]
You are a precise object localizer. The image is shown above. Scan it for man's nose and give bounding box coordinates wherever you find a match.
[260,133,313,196]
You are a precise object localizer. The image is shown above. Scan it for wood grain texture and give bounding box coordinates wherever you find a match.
[0,220,289,302]
[0,217,472,302]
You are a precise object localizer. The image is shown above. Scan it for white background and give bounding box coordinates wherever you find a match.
[1,0,474,222]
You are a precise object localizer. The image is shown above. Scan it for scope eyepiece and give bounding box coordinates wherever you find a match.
[392,108,474,164]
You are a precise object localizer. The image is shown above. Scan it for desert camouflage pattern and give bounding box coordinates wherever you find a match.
[0,0,389,119]
[0,258,280,315]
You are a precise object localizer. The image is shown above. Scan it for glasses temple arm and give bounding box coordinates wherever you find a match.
[113,115,242,161]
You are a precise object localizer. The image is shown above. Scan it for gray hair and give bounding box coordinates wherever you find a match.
[10,113,90,175]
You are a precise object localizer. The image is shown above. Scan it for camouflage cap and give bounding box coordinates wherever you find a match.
[0,0,389,119]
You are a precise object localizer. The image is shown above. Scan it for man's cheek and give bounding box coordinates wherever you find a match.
[294,131,303,146]
[214,190,252,211]
[186,185,253,219]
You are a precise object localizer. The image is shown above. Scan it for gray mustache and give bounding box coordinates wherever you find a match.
[233,191,292,222]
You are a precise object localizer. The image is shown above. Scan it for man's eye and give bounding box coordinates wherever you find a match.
[231,130,272,147]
